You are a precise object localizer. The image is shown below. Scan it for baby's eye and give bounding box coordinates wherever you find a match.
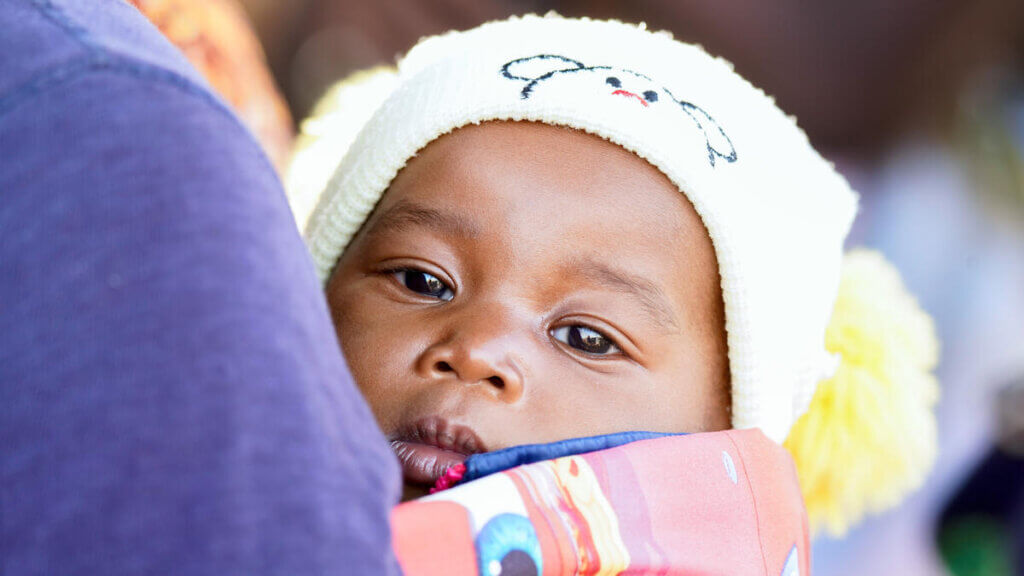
[643,90,658,102]
[392,269,454,301]
[551,325,621,356]
[605,76,622,88]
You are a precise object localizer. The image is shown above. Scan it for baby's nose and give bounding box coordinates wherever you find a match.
[415,308,528,402]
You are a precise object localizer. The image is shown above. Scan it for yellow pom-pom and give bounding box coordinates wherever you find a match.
[784,249,940,537]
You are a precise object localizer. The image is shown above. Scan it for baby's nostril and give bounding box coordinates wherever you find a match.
[487,376,505,389]
[436,361,454,373]
[643,90,658,102]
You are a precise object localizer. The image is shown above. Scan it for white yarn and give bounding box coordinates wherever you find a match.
[285,68,399,229]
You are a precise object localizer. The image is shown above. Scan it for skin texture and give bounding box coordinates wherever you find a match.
[326,121,729,499]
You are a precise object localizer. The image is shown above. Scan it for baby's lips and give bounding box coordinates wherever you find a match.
[391,440,469,485]
[391,417,486,484]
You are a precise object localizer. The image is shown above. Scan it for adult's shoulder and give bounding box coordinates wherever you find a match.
[0,0,221,120]
[0,3,403,574]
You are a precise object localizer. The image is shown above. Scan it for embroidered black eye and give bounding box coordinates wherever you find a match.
[643,90,659,102]
[605,76,621,88]
[392,269,454,301]
[551,325,620,356]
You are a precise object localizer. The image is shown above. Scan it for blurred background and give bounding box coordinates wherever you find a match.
[130,0,1024,573]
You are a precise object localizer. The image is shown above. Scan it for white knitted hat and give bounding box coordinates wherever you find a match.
[302,14,859,444]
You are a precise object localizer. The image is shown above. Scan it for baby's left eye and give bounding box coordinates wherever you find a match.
[551,325,621,356]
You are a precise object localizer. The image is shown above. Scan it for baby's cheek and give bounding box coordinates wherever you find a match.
[328,297,402,432]
[575,372,714,435]
[344,349,407,436]
[655,370,730,433]
[519,371,666,438]
[342,335,400,424]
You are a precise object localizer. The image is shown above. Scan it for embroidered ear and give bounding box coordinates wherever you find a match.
[502,54,585,81]
[501,54,586,98]
[675,99,738,167]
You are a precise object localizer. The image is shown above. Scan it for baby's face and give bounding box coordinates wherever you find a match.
[327,121,728,499]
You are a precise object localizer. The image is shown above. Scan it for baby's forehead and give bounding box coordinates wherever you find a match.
[390,121,680,203]
[369,120,714,289]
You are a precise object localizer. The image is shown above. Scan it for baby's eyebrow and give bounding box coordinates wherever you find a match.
[368,201,481,239]
[571,258,680,332]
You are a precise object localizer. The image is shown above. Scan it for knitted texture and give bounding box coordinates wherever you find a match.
[286,67,398,229]
[785,250,940,535]
[299,14,859,444]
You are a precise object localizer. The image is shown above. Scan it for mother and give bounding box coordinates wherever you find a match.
[0,0,400,573]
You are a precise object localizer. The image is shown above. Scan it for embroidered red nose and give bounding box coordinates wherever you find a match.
[611,89,649,107]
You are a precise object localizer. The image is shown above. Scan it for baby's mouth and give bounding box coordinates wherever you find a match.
[390,417,486,486]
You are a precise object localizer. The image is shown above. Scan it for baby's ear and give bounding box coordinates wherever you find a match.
[501,54,585,82]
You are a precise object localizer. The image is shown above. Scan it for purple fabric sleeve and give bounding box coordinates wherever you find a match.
[0,1,400,574]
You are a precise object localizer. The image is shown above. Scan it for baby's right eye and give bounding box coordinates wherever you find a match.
[392,268,454,301]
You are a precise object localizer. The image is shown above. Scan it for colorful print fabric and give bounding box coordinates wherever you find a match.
[392,428,810,575]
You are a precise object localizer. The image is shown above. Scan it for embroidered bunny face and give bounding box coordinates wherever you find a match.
[501,54,738,167]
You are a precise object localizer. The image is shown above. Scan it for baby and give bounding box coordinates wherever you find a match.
[328,119,731,499]
[293,13,937,539]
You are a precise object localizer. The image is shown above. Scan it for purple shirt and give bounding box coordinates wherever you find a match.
[0,1,400,573]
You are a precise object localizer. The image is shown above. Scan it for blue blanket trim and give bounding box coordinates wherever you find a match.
[462,430,684,483]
